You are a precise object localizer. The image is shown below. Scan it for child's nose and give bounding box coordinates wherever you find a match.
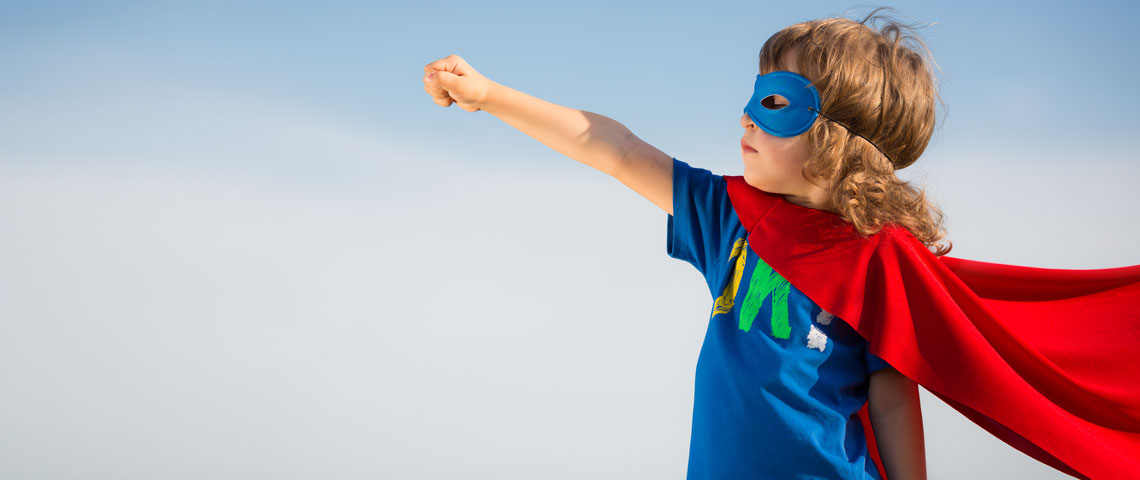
[741,113,755,129]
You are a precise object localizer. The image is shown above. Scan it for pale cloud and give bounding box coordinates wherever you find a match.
[1,90,432,187]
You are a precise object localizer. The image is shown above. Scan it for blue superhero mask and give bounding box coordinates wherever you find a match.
[744,70,899,165]
[743,71,821,138]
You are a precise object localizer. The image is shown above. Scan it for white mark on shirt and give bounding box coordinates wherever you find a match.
[816,310,834,325]
[807,324,829,352]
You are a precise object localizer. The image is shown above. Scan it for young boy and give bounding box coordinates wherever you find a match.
[422,14,1140,480]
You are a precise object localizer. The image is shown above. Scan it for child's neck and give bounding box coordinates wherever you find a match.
[783,191,835,213]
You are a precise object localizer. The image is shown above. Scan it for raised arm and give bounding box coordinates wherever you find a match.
[423,54,673,215]
[609,137,673,215]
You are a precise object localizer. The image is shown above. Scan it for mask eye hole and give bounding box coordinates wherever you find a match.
[760,94,789,110]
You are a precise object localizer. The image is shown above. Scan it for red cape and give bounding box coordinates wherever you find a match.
[724,175,1140,480]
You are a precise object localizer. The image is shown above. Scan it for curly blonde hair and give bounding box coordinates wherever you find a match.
[760,8,953,256]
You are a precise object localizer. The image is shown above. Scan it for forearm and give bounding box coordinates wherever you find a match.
[870,394,927,480]
[482,81,634,175]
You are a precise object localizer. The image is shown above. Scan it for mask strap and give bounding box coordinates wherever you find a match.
[808,107,896,167]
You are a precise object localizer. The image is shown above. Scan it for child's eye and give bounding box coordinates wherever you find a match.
[761,94,789,110]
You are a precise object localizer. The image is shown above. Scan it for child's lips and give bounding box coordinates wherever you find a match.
[741,140,758,153]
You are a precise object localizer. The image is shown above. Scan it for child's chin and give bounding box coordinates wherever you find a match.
[743,172,775,193]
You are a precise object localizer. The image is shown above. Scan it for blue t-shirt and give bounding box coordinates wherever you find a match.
[667,158,892,479]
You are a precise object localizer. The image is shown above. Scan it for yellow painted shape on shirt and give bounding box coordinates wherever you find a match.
[713,237,748,316]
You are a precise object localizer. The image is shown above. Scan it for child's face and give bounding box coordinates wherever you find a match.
[741,50,833,212]
[740,111,831,211]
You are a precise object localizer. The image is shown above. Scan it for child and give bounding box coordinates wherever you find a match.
[422,10,1140,480]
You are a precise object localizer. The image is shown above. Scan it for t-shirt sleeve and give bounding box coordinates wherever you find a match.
[865,348,893,375]
[667,158,740,294]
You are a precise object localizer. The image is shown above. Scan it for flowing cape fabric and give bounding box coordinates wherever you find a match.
[723,175,1140,480]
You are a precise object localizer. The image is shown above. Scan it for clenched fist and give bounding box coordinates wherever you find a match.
[423,54,496,112]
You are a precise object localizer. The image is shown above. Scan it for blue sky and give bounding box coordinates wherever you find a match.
[2,1,1137,478]
[6,0,1140,175]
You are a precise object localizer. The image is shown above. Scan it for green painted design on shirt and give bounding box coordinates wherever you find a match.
[738,256,791,339]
